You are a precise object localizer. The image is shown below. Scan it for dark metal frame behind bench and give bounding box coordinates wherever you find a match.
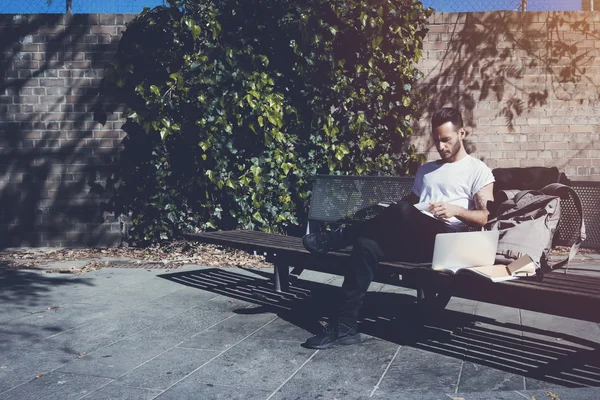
[188,175,600,323]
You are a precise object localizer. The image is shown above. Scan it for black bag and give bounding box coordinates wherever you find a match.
[492,167,563,191]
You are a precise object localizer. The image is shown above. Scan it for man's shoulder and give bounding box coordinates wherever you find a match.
[418,160,442,172]
[465,155,492,171]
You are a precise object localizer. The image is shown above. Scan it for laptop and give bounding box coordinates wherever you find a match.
[431,230,500,272]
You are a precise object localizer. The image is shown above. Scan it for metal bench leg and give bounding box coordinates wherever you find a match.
[416,286,452,311]
[274,263,290,292]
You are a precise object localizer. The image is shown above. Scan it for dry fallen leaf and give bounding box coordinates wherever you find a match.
[0,240,272,273]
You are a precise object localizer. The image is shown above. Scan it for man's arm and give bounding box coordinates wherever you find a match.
[428,183,494,228]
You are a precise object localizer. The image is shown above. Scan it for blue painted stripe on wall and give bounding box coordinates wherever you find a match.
[0,0,164,14]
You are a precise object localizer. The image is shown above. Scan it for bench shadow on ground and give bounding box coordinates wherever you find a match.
[159,267,600,389]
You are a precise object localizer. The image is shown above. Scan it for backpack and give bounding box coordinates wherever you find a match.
[484,183,586,276]
[492,166,562,191]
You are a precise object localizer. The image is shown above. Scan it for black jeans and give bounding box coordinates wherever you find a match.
[338,202,453,324]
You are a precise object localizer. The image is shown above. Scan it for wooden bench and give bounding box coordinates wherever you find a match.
[187,175,600,323]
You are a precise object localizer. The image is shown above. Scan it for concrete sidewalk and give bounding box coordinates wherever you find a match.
[1,257,599,400]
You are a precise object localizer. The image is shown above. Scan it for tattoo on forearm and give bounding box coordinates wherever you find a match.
[474,192,489,211]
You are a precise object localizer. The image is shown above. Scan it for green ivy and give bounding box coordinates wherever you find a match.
[105,0,432,245]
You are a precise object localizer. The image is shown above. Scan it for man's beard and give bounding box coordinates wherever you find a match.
[439,141,461,161]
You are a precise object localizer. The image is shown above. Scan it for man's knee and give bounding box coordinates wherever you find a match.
[391,201,419,218]
[354,236,377,250]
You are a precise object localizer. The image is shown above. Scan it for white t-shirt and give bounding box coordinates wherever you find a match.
[411,155,495,231]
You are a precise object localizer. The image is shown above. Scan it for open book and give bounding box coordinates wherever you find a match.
[377,199,464,220]
[433,255,536,283]
[377,200,440,220]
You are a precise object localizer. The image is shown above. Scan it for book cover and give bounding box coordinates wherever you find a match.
[459,255,536,282]
[433,255,536,282]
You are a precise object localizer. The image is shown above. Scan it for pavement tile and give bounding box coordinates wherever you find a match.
[29,306,170,356]
[328,275,345,288]
[129,287,219,315]
[184,293,255,313]
[452,301,532,391]
[74,282,182,309]
[0,305,36,325]
[372,391,455,399]
[520,347,600,389]
[55,336,182,379]
[179,312,278,351]
[377,283,417,295]
[291,270,337,284]
[0,348,76,394]
[520,310,600,349]
[474,302,521,327]
[273,338,400,399]
[56,308,231,379]
[126,307,234,344]
[449,324,531,389]
[181,337,315,391]
[220,267,273,280]
[0,269,91,315]
[375,345,463,393]
[250,315,313,343]
[445,297,478,314]
[457,361,525,392]
[158,268,265,301]
[160,268,318,314]
[518,312,600,389]
[113,347,219,391]
[0,302,116,351]
[453,391,528,400]
[155,382,271,400]
[271,380,375,400]
[0,371,112,400]
[117,273,186,292]
[81,383,161,400]
[524,376,576,391]
[522,387,600,400]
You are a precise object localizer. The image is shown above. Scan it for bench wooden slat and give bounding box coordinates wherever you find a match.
[187,230,426,266]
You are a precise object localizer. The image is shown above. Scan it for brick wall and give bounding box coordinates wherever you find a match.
[0,14,133,247]
[1,11,599,247]
[413,11,600,180]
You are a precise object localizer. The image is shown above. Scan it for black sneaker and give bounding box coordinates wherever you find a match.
[304,322,361,349]
[302,228,345,255]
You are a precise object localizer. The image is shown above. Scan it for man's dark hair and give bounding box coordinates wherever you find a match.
[431,107,464,131]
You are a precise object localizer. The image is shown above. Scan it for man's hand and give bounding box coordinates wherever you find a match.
[427,183,494,227]
[428,202,463,219]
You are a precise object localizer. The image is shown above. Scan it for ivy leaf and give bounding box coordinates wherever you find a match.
[372,36,383,49]
[360,11,367,28]
[190,60,202,71]
[191,24,201,41]
[281,162,294,175]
